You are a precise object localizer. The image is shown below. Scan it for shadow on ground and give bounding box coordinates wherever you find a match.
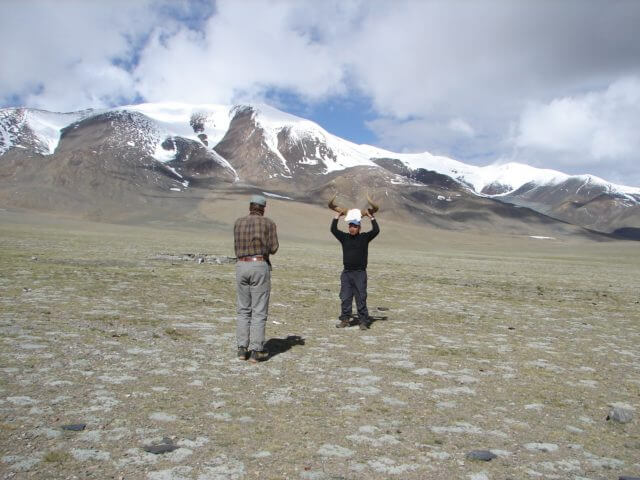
[264,335,306,359]
[341,314,389,328]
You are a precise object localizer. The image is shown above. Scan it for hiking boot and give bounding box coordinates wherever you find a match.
[248,350,269,363]
[359,321,370,330]
[336,319,350,328]
[237,346,248,360]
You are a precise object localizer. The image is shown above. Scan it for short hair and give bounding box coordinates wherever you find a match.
[249,202,265,214]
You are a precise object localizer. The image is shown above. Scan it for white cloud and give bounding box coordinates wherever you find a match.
[448,119,475,137]
[1,0,640,186]
[516,77,640,158]
[25,62,136,112]
[0,0,166,110]
[133,1,348,105]
[366,116,480,158]
[512,77,640,184]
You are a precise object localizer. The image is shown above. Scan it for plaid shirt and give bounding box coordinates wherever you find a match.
[234,213,279,258]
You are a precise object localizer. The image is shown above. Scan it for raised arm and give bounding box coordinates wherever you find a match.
[331,217,346,241]
[367,216,379,241]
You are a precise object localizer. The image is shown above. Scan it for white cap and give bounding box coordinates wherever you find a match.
[344,209,362,224]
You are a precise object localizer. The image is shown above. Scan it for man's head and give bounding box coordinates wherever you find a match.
[348,220,361,235]
[249,194,267,215]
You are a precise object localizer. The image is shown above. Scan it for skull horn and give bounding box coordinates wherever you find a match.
[362,193,379,216]
[328,194,348,215]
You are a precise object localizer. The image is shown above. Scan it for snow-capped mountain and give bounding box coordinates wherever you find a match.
[1,101,638,236]
[359,144,640,201]
[0,108,94,155]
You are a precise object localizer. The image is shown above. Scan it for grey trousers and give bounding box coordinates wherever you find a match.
[339,269,369,321]
[236,261,271,352]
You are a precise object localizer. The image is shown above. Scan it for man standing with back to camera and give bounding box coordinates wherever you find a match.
[234,194,279,363]
[331,207,380,330]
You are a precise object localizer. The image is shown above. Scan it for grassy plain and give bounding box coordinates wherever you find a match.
[1,207,639,480]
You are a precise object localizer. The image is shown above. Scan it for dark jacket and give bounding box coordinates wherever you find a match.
[331,218,379,270]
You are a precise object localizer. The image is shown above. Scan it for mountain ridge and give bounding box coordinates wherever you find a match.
[1,101,638,235]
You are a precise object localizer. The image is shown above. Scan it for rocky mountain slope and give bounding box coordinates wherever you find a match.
[1,102,638,237]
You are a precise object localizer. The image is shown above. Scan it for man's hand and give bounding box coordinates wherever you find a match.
[334,210,345,219]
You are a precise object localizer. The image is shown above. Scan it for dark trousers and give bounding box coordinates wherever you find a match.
[339,269,369,322]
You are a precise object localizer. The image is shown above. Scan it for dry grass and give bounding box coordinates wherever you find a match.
[0,208,639,479]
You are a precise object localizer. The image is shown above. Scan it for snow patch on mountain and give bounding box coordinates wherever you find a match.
[154,139,178,162]
[0,108,93,155]
[117,103,236,168]
[0,112,11,153]
[241,105,292,177]
[28,111,89,153]
[262,191,293,200]
[358,144,559,192]
[124,102,232,147]
[356,144,640,200]
[0,102,235,164]
[102,104,239,180]
[107,110,162,157]
[248,103,376,174]
[209,149,238,180]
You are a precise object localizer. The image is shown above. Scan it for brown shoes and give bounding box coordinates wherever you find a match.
[248,350,269,363]
[237,346,249,360]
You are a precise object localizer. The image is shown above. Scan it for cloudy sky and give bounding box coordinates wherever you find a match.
[2,0,640,186]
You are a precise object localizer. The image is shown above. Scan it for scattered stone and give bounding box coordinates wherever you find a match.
[143,437,179,455]
[619,477,640,480]
[377,306,389,311]
[177,437,209,448]
[147,466,193,479]
[61,423,86,431]
[33,427,62,439]
[317,444,354,457]
[346,433,400,447]
[70,448,110,461]
[425,451,451,460]
[149,412,177,422]
[433,386,475,395]
[144,443,179,455]
[2,455,41,472]
[524,442,559,452]
[468,474,490,480]
[431,423,483,435]
[252,451,271,458]
[586,455,624,469]
[382,396,407,406]
[466,450,497,461]
[153,253,236,264]
[199,456,245,478]
[7,396,37,406]
[367,456,419,475]
[607,406,635,424]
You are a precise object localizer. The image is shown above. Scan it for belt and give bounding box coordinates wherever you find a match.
[238,255,264,262]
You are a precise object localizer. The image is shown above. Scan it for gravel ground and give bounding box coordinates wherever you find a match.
[1,217,639,479]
